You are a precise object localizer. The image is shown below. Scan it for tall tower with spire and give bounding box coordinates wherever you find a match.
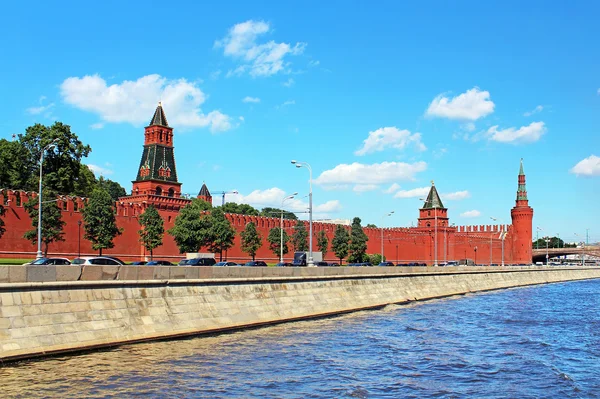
[510,159,534,264]
[132,103,182,198]
[417,181,449,228]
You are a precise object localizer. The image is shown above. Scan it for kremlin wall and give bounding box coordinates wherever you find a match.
[0,105,534,264]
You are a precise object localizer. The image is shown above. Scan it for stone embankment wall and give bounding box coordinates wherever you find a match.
[1,266,599,362]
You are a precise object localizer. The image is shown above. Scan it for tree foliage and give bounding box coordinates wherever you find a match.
[138,205,164,260]
[205,208,237,261]
[292,220,308,252]
[97,176,127,201]
[0,139,31,190]
[23,191,66,256]
[220,202,258,216]
[267,227,290,259]
[331,225,350,265]
[366,223,377,228]
[348,217,369,263]
[368,253,383,265]
[168,198,212,254]
[532,236,574,249]
[260,207,298,220]
[317,230,329,258]
[241,222,262,261]
[82,187,121,255]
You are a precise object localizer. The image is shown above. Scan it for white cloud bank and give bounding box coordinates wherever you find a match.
[524,105,543,117]
[86,164,113,176]
[442,191,470,200]
[460,210,481,218]
[226,187,341,214]
[486,121,546,144]
[355,127,426,156]
[392,188,470,200]
[570,155,600,176]
[60,74,232,132]
[315,161,427,186]
[426,87,495,120]
[215,20,306,77]
[242,96,260,103]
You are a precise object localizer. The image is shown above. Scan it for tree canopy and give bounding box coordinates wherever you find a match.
[241,222,262,261]
[168,198,212,253]
[23,191,66,256]
[267,227,290,259]
[220,202,258,216]
[138,205,164,260]
[348,217,369,263]
[332,225,350,265]
[292,220,308,252]
[82,187,122,255]
[260,207,298,220]
[205,208,237,261]
[317,230,329,258]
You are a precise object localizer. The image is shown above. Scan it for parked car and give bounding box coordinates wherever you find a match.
[328,262,340,266]
[24,257,71,265]
[244,261,267,266]
[146,260,174,266]
[71,256,125,265]
[131,261,147,265]
[275,262,293,267]
[214,261,240,266]
[186,257,216,266]
[378,261,395,266]
[178,259,190,266]
[314,261,329,266]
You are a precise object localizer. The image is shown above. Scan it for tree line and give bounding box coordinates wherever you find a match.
[532,237,577,249]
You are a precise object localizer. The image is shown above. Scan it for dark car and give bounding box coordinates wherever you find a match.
[378,261,395,266]
[214,261,240,266]
[147,260,174,266]
[186,257,216,266]
[244,261,267,266]
[25,257,71,265]
[328,262,340,266]
[314,261,329,266]
[132,261,147,265]
[178,259,190,266]
[275,262,293,267]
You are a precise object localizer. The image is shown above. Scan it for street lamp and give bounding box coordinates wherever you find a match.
[280,192,297,263]
[536,226,542,249]
[381,211,394,261]
[545,236,549,266]
[291,160,314,266]
[36,139,58,259]
[77,220,82,258]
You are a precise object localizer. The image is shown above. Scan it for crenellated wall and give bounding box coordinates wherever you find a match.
[0,190,518,265]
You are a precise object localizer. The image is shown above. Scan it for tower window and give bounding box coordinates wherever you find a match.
[168,188,174,197]
[156,187,162,196]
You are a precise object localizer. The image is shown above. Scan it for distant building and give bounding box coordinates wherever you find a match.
[313,218,351,226]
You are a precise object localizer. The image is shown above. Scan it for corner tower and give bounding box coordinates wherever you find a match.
[510,159,534,263]
[417,181,449,228]
[132,103,182,198]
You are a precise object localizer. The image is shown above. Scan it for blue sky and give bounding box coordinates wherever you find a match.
[2,1,599,243]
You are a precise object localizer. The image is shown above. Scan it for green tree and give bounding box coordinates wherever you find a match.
[138,205,164,260]
[241,222,262,261]
[0,139,31,190]
[260,207,298,220]
[220,202,259,216]
[366,223,377,228]
[332,225,350,265]
[267,227,290,259]
[205,208,237,261]
[317,230,329,258]
[369,253,383,265]
[348,217,369,263]
[292,219,308,252]
[533,236,565,249]
[82,187,121,255]
[19,122,92,194]
[73,164,98,197]
[168,198,212,253]
[23,192,66,256]
[97,176,127,201]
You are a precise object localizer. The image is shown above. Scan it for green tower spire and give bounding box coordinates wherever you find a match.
[517,158,528,201]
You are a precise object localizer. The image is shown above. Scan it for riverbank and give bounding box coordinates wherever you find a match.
[1,266,599,363]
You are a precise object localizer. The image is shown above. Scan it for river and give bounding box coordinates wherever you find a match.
[2,279,599,398]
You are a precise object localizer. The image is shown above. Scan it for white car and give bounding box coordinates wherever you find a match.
[71,256,125,266]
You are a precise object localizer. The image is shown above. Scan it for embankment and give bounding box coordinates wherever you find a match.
[1,265,599,362]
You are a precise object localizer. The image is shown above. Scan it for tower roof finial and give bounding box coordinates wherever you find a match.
[149,103,169,127]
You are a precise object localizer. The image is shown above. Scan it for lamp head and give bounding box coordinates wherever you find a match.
[292,192,298,196]
[232,190,239,194]
[291,160,297,164]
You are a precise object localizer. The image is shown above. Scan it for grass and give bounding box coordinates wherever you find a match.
[0,258,31,265]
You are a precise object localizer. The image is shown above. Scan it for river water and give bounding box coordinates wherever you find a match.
[2,279,600,399]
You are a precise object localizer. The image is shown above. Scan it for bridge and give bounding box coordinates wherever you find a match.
[532,245,600,262]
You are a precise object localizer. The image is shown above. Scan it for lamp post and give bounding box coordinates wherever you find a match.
[77,220,82,258]
[474,246,478,265]
[381,211,394,261]
[291,160,314,266]
[490,217,500,266]
[36,139,58,259]
[545,236,549,265]
[280,192,297,263]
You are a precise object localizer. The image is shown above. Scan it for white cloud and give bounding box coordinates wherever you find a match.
[90,123,104,130]
[210,70,222,80]
[442,190,470,200]
[353,184,379,192]
[597,88,600,95]
[570,155,600,176]
[460,210,481,218]
[215,20,306,77]
[60,74,233,133]
[283,78,295,87]
[426,87,495,120]
[27,103,55,115]
[524,105,543,117]
[355,127,426,156]
[315,161,427,186]
[87,164,113,176]
[308,60,320,67]
[486,121,546,144]
[393,187,430,199]
[383,183,401,194]
[276,100,295,109]
[242,96,260,103]
[226,187,340,214]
